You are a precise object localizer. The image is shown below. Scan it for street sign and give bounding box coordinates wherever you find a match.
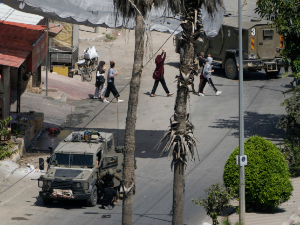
[236,155,247,166]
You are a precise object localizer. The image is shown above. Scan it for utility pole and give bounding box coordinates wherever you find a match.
[45,18,49,96]
[238,0,245,223]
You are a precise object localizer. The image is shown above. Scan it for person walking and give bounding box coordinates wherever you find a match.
[103,61,124,103]
[198,52,206,95]
[94,61,107,100]
[199,56,222,96]
[150,48,173,97]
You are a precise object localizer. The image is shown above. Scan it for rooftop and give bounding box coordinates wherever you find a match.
[0,20,46,67]
[0,3,42,25]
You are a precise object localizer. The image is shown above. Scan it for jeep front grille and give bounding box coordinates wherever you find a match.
[52,180,73,190]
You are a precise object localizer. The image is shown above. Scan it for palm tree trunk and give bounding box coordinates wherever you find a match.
[172,156,185,225]
[122,6,145,225]
[172,7,196,224]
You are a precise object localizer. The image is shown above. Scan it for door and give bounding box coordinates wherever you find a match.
[208,26,224,57]
[257,26,278,60]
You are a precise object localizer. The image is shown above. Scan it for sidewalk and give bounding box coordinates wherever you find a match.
[41,70,95,100]
[224,177,300,225]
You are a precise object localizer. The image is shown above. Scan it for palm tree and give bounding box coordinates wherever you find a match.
[157,0,224,224]
[112,1,168,224]
[113,0,223,224]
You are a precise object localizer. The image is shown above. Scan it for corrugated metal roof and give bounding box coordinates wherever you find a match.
[0,20,46,68]
[0,3,42,25]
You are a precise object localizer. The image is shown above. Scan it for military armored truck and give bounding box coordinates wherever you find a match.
[38,130,124,207]
[174,16,284,79]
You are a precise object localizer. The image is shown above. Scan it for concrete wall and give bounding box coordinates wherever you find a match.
[11,62,42,95]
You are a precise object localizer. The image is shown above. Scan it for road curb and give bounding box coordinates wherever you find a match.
[282,207,300,225]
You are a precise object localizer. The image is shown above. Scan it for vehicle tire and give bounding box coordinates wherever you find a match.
[42,198,53,205]
[180,47,184,64]
[86,186,97,207]
[225,58,238,79]
[265,69,280,77]
[83,66,92,82]
[247,69,258,73]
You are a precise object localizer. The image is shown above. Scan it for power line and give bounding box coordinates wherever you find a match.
[82,24,181,130]
[0,25,181,196]
[0,142,69,196]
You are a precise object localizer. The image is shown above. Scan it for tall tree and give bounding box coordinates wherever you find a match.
[256,0,300,92]
[157,0,223,224]
[112,1,166,224]
[114,0,223,224]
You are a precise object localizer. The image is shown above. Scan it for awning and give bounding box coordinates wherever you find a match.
[0,20,46,68]
[1,0,182,34]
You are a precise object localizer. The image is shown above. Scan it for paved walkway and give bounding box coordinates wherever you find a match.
[223,177,300,225]
[41,70,95,100]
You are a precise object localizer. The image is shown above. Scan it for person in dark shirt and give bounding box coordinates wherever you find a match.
[101,181,117,209]
[198,52,206,95]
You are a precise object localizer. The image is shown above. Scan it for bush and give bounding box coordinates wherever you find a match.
[280,139,300,177]
[277,94,300,144]
[223,135,293,212]
[192,184,236,225]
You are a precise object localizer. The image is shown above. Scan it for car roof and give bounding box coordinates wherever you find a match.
[53,131,114,154]
[223,16,273,30]
[54,141,103,154]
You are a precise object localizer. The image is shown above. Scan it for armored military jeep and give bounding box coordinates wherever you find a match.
[38,130,124,207]
[174,15,284,79]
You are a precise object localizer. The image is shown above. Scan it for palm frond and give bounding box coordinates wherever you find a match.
[155,114,197,169]
[113,0,168,22]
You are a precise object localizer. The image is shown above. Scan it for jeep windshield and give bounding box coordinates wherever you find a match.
[53,153,93,167]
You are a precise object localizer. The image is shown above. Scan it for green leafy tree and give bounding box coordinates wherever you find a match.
[255,1,300,91]
[192,184,236,225]
[0,116,17,160]
[0,116,12,136]
[279,139,300,177]
[223,135,293,212]
[277,93,300,177]
[277,94,300,142]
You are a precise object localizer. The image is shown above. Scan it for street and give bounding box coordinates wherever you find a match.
[0,1,294,224]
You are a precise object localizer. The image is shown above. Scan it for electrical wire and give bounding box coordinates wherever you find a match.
[0,142,69,196]
[82,24,181,130]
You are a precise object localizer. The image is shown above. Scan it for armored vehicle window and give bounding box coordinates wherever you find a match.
[54,153,93,167]
[102,156,118,169]
[107,139,113,151]
[263,30,274,40]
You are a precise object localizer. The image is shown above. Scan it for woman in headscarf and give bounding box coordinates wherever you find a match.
[199,56,222,96]
[94,61,107,100]
[150,48,173,97]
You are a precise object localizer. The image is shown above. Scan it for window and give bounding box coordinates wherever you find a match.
[102,156,118,169]
[107,139,113,151]
[263,30,274,40]
[54,153,93,167]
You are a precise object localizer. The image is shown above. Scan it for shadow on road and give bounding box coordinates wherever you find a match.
[165,62,180,69]
[212,68,283,82]
[34,196,87,209]
[209,111,285,141]
[33,127,167,159]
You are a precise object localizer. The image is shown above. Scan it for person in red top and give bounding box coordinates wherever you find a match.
[150,48,173,97]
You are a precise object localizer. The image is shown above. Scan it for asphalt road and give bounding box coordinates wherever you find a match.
[0,1,293,225]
